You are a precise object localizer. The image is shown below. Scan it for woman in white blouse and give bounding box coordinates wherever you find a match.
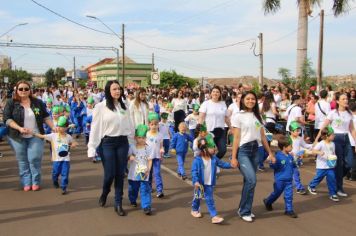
[315,92,356,197]
[172,90,187,132]
[129,88,149,128]
[88,80,133,217]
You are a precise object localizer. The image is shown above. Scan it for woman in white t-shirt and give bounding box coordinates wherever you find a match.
[129,88,149,128]
[198,86,231,160]
[315,93,356,197]
[260,92,279,133]
[172,90,187,132]
[230,91,275,222]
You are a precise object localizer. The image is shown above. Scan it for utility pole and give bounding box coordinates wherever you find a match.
[122,24,125,86]
[152,53,155,72]
[73,56,76,88]
[116,48,120,81]
[317,9,324,92]
[258,33,263,89]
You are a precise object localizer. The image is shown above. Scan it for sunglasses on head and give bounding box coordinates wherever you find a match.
[18,87,30,92]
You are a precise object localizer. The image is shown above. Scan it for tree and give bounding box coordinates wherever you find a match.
[0,68,32,87]
[299,58,316,90]
[45,68,56,87]
[147,70,198,88]
[55,67,66,81]
[263,0,352,79]
[278,67,292,86]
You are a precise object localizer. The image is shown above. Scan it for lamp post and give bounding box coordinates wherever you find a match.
[56,52,76,88]
[86,15,123,85]
[0,23,28,39]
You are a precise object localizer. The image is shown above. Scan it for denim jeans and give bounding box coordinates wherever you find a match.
[237,140,258,216]
[100,136,129,207]
[258,146,268,169]
[309,169,337,196]
[191,185,217,217]
[334,134,354,192]
[212,128,227,159]
[163,139,170,156]
[52,161,70,190]
[8,136,44,187]
[176,152,187,176]
[149,159,164,194]
[128,180,151,209]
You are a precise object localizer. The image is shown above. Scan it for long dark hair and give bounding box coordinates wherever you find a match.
[335,92,352,115]
[262,92,274,113]
[240,91,263,124]
[105,80,126,111]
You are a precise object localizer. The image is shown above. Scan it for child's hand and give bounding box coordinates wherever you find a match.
[71,141,78,148]
[129,155,135,161]
[267,153,276,164]
[230,158,239,168]
[171,149,176,155]
[194,182,201,189]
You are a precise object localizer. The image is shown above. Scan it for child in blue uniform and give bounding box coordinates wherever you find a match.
[128,124,154,215]
[191,136,233,224]
[170,122,193,180]
[263,134,298,218]
[34,116,78,195]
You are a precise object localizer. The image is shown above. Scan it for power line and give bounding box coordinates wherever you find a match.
[0,42,118,51]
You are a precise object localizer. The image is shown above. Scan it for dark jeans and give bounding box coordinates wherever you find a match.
[334,134,354,192]
[174,110,186,132]
[100,136,129,207]
[212,128,227,159]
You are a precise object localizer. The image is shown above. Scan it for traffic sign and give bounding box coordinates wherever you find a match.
[151,72,160,85]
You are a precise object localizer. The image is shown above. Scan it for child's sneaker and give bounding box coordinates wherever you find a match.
[237,210,253,222]
[330,195,340,202]
[296,189,307,195]
[143,208,152,215]
[211,215,224,224]
[308,186,317,195]
[337,191,348,197]
[263,199,273,211]
[284,211,298,218]
[181,175,187,181]
[53,181,59,189]
[61,189,67,195]
[191,211,202,218]
[156,192,164,198]
[130,202,137,207]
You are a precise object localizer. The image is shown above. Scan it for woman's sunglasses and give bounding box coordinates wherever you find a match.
[18,87,30,92]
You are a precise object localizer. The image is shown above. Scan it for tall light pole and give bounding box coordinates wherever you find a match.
[0,23,28,39]
[56,52,76,87]
[86,15,123,85]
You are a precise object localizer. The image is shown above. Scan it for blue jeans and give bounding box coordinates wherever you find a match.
[163,139,170,156]
[334,134,354,192]
[309,169,337,196]
[212,128,227,159]
[100,136,129,207]
[176,152,187,176]
[258,146,268,169]
[128,180,151,209]
[8,137,44,187]
[149,159,164,194]
[293,167,305,191]
[265,180,293,212]
[237,140,258,216]
[52,161,70,190]
[192,185,217,217]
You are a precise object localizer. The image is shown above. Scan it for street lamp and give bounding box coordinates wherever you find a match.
[86,15,123,85]
[0,23,28,39]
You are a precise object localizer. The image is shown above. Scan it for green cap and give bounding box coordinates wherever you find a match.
[57,116,68,127]
[193,104,200,112]
[58,105,64,113]
[289,121,301,131]
[327,125,334,135]
[65,105,71,112]
[46,98,53,104]
[148,112,159,122]
[287,135,293,145]
[135,124,149,137]
[206,133,216,148]
[167,102,173,109]
[161,112,168,119]
[200,123,207,132]
[87,96,95,104]
[52,106,60,114]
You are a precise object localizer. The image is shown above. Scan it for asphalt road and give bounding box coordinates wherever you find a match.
[1,137,356,236]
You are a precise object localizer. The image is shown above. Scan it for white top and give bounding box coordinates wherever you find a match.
[228,102,240,118]
[199,100,228,132]
[231,111,262,147]
[286,104,302,132]
[260,102,277,124]
[193,138,200,157]
[44,133,73,162]
[290,136,312,157]
[202,158,212,185]
[22,108,39,138]
[146,131,163,159]
[314,100,331,129]
[129,102,149,128]
[127,145,154,181]
[349,114,356,147]
[279,100,291,119]
[274,93,282,106]
[172,98,187,113]
[87,101,134,157]
[184,113,199,130]
[327,110,353,134]
[159,122,170,139]
[313,140,336,169]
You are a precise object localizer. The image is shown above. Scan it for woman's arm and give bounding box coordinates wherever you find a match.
[198,112,206,124]
[231,127,241,168]
[314,119,331,145]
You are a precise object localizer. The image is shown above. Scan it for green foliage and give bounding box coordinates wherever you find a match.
[158,70,198,88]
[298,58,316,90]
[45,67,66,87]
[0,68,32,87]
[77,79,87,89]
[251,81,261,96]
[278,67,293,86]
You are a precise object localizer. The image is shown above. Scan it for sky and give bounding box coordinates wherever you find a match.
[0,0,355,79]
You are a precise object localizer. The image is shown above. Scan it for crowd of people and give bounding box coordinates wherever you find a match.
[0,80,355,224]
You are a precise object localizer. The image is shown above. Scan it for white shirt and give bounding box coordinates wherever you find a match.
[314,140,336,169]
[159,122,170,139]
[184,113,199,130]
[314,100,331,129]
[44,133,73,162]
[146,131,163,159]
[231,111,262,147]
[22,108,39,138]
[199,100,228,132]
[87,101,134,157]
[286,104,302,132]
[349,114,356,147]
[273,93,282,106]
[127,145,153,181]
[290,136,312,156]
[261,102,277,124]
[172,98,187,113]
[327,110,353,134]
[129,102,149,128]
[228,102,240,119]
[203,158,212,185]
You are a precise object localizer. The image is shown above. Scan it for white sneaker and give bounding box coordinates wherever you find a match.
[330,195,340,202]
[217,167,221,174]
[337,191,348,197]
[251,212,255,218]
[191,211,202,218]
[238,210,254,222]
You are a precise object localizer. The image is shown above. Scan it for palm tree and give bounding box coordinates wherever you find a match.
[263,0,353,79]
